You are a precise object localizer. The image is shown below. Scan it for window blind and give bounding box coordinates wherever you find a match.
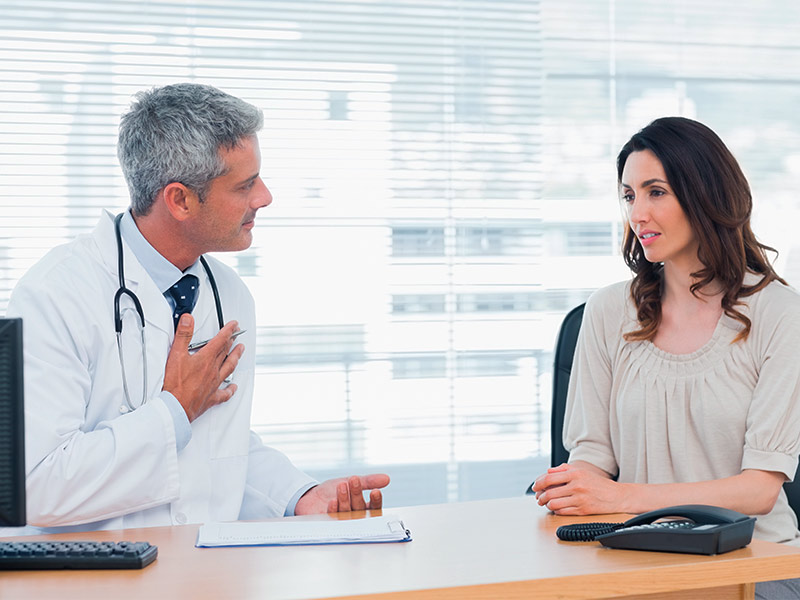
[1,1,799,506]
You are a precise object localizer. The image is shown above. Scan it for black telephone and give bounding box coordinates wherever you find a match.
[556,504,756,555]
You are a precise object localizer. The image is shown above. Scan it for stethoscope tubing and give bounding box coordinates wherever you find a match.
[113,212,224,412]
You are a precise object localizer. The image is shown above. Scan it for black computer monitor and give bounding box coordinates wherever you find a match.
[0,318,26,527]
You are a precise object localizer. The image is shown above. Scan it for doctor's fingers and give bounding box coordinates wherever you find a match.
[345,477,384,511]
[172,314,196,350]
[200,321,240,357]
[359,473,391,490]
[347,476,367,511]
[208,382,238,408]
[367,489,383,510]
[216,343,245,382]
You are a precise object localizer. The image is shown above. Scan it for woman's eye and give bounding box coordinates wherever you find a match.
[650,189,664,197]
[621,193,634,203]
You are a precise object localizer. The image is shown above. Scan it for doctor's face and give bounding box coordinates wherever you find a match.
[189,135,272,253]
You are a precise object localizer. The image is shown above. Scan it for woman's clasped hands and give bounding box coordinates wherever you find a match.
[532,462,631,516]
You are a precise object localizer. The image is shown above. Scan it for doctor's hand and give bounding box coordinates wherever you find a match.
[162,314,245,422]
[294,474,390,515]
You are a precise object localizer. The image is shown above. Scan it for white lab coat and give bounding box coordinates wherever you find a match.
[4,210,314,533]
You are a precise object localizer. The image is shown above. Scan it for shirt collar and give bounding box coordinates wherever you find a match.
[118,209,202,292]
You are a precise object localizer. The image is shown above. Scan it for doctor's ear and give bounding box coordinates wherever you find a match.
[162,182,198,222]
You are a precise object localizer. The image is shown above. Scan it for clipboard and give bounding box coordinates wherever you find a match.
[196,515,412,547]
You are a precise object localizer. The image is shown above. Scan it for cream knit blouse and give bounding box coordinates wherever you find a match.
[564,275,800,544]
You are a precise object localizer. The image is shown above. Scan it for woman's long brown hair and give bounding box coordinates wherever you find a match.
[618,117,785,342]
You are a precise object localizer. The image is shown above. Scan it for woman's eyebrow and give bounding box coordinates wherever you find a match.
[620,178,668,188]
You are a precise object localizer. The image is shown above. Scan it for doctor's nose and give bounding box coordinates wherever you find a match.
[253,178,272,210]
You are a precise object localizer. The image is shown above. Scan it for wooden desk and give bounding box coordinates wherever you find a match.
[1,497,799,600]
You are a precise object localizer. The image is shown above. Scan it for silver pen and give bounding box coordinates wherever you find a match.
[188,329,246,352]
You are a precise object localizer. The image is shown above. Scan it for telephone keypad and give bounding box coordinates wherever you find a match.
[625,521,695,531]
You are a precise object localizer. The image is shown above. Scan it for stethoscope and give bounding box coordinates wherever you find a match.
[113,212,224,413]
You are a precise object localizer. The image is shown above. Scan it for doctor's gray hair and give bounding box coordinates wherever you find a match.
[117,83,263,215]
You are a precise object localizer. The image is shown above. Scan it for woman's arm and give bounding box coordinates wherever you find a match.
[533,461,784,516]
[560,287,623,477]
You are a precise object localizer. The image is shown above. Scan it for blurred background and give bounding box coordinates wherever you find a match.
[1,0,799,506]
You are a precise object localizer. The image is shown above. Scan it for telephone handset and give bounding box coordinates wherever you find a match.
[555,504,756,555]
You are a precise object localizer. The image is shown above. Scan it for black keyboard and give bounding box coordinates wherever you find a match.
[0,540,157,570]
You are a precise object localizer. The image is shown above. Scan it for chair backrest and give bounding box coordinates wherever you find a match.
[784,467,800,524]
[550,303,585,468]
[543,301,800,524]
[525,303,585,495]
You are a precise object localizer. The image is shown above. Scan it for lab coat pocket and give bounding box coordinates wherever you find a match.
[209,365,253,459]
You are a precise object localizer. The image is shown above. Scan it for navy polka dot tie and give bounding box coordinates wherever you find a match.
[167,274,199,330]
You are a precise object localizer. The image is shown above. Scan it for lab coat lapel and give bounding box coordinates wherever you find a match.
[191,267,217,337]
[94,210,176,339]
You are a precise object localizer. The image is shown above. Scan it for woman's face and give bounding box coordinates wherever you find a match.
[620,149,699,269]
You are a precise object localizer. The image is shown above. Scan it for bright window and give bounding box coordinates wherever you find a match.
[2,1,799,507]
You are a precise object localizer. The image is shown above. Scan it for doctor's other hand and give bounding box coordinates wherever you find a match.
[162,314,245,422]
[294,474,391,515]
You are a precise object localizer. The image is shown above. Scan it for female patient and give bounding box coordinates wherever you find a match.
[532,117,800,564]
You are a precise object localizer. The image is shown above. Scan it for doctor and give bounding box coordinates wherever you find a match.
[6,83,389,532]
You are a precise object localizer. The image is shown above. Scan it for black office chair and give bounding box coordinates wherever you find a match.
[531,301,800,525]
[549,303,585,468]
[784,468,800,525]
[525,303,584,495]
